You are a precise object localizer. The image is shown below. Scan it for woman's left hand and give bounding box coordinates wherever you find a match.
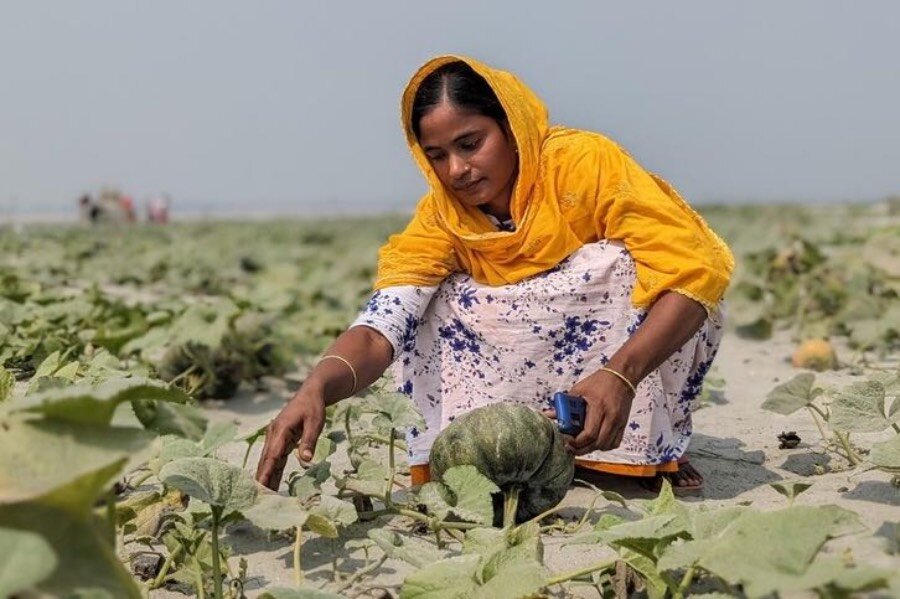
[564,369,635,455]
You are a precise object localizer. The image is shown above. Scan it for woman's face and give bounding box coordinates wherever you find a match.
[417,100,518,219]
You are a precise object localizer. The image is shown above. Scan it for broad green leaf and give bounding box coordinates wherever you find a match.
[159,457,258,512]
[312,435,337,462]
[199,421,238,454]
[338,458,389,497]
[770,480,813,503]
[243,493,309,531]
[0,464,143,598]
[870,435,900,472]
[464,521,543,566]
[829,381,890,433]
[475,557,546,599]
[259,589,347,599]
[369,392,425,432]
[400,554,481,599]
[0,417,154,504]
[132,399,207,440]
[657,505,864,597]
[15,377,190,425]
[368,529,444,568]
[762,373,818,415]
[0,367,14,403]
[0,527,57,597]
[687,506,748,539]
[288,461,332,502]
[442,466,500,525]
[620,548,668,599]
[32,350,62,379]
[420,465,500,526]
[308,494,357,533]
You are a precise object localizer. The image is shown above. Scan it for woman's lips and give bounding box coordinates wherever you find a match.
[456,178,485,193]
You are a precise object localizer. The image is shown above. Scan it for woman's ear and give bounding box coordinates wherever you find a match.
[502,122,518,153]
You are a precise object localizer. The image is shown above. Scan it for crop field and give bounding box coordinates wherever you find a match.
[1,200,899,598]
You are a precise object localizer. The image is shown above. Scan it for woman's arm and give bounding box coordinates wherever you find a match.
[255,325,394,489]
[566,291,708,455]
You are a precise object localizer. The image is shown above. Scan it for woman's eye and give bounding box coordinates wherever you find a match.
[459,139,481,152]
[427,153,446,161]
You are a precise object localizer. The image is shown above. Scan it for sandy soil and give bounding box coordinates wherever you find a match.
[149,327,900,598]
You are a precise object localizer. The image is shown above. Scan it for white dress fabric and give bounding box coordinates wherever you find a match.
[351,239,725,467]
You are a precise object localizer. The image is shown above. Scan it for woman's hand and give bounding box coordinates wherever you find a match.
[564,369,635,455]
[255,388,326,490]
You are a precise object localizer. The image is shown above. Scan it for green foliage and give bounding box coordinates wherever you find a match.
[159,457,258,513]
[0,527,57,597]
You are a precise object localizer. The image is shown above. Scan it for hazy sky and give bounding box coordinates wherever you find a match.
[2,1,898,215]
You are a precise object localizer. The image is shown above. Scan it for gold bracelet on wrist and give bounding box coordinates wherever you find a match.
[319,354,358,396]
[599,366,637,396]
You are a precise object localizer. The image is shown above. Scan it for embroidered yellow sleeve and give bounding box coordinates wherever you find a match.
[592,138,734,311]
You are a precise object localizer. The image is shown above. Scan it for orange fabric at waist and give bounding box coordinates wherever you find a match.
[409,459,678,486]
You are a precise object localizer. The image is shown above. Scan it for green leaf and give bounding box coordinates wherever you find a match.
[0,462,143,598]
[0,367,14,403]
[400,554,481,599]
[0,527,57,597]
[657,505,864,597]
[463,521,543,566]
[132,398,207,440]
[338,458,389,497]
[307,494,357,535]
[199,421,238,455]
[243,493,309,531]
[476,556,546,599]
[770,480,814,503]
[15,377,190,426]
[159,457,258,512]
[443,466,500,525]
[870,435,900,472]
[368,529,444,568]
[829,381,890,433]
[762,373,818,415]
[421,465,500,526]
[369,392,426,432]
[0,417,154,504]
[288,461,332,502]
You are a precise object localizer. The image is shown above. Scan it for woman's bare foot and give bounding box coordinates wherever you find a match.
[638,457,704,495]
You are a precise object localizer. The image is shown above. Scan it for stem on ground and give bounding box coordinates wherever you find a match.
[675,565,697,598]
[805,405,831,449]
[545,557,618,586]
[384,427,396,507]
[293,527,304,587]
[150,544,183,589]
[210,506,224,599]
[834,431,862,466]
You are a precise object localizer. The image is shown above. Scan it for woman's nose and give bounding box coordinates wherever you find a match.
[448,154,468,179]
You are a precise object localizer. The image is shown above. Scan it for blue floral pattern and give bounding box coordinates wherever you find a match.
[352,241,725,467]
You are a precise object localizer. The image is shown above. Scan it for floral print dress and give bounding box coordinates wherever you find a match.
[351,239,725,472]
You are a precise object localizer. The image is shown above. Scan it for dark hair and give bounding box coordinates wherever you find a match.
[411,61,509,139]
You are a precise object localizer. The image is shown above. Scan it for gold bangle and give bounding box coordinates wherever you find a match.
[599,366,637,396]
[319,354,358,396]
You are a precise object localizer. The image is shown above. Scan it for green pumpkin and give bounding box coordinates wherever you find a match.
[430,403,574,524]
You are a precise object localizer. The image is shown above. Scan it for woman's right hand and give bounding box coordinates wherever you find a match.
[255,388,326,491]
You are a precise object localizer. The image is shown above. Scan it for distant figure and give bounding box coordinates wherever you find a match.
[119,194,136,223]
[78,193,102,223]
[146,194,170,224]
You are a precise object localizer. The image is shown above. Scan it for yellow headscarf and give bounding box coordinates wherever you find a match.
[375,55,734,311]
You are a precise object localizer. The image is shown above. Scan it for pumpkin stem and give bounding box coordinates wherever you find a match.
[502,486,521,529]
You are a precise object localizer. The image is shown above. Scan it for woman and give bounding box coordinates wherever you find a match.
[257,56,733,494]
